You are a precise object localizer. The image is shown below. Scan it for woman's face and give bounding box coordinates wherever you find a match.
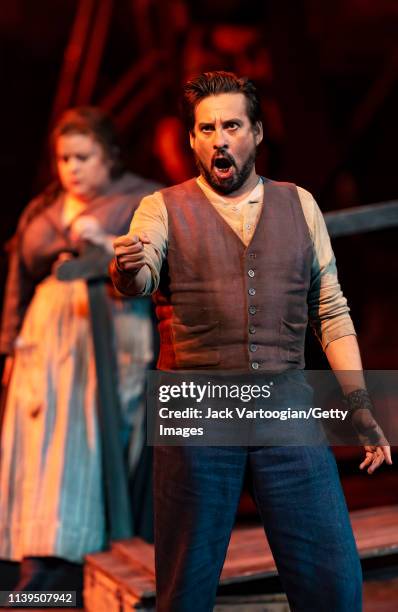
[56,132,113,200]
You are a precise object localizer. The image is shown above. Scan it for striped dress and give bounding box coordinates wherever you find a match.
[0,174,157,562]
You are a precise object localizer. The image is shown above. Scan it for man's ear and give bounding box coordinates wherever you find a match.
[189,130,195,149]
[254,121,263,146]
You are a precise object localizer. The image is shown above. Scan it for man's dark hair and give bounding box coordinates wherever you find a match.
[182,71,262,133]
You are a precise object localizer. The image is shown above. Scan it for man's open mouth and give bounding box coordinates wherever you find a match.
[213,156,234,178]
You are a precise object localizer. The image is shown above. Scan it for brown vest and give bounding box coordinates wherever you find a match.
[153,178,313,372]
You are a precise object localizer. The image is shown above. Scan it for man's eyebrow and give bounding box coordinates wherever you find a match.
[223,118,243,124]
[197,118,243,127]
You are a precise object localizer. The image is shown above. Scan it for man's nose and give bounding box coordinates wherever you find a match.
[212,128,228,149]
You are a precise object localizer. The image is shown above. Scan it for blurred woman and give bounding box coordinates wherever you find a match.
[0,107,158,592]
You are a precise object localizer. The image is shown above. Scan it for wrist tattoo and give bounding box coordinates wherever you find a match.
[343,388,374,414]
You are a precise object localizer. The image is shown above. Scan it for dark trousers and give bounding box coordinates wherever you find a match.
[154,445,362,612]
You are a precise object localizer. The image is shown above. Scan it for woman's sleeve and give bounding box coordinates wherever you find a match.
[0,237,36,354]
[0,194,43,359]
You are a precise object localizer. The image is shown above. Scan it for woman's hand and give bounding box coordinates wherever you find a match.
[70,215,115,254]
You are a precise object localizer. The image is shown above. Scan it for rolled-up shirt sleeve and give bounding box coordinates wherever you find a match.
[297,187,356,350]
[110,191,168,296]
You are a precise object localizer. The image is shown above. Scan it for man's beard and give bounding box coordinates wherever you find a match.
[195,148,257,196]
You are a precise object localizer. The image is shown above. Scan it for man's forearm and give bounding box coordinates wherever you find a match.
[326,334,391,454]
[109,258,152,296]
[324,334,365,393]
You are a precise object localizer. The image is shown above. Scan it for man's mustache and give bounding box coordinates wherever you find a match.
[211,151,236,168]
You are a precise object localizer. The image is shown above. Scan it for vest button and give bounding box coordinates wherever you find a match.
[248,288,256,296]
[248,269,255,278]
[251,361,259,370]
[248,253,256,259]
[250,344,258,352]
[249,306,257,315]
[249,325,256,334]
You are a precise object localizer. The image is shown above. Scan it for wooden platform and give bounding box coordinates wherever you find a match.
[222,504,398,584]
[84,505,398,610]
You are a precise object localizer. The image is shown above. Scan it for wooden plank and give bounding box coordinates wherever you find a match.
[214,593,289,611]
[85,549,155,599]
[351,505,398,558]
[221,526,275,582]
[112,537,155,576]
[220,505,398,583]
[84,504,398,604]
[84,564,142,612]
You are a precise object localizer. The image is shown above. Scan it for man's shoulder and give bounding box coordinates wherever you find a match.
[263,177,303,205]
[263,177,296,189]
[264,177,303,195]
[264,178,316,206]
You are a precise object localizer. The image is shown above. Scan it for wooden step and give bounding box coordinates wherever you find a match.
[84,504,398,609]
